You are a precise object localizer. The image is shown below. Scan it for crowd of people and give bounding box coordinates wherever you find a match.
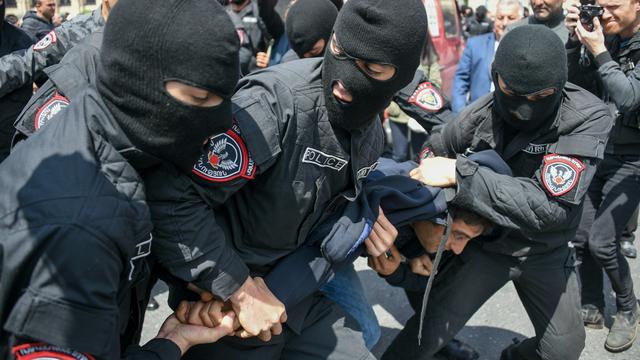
[0,0,639,359]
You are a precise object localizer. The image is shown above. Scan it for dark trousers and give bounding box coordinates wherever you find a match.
[621,205,638,244]
[573,154,640,311]
[183,294,374,360]
[389,121,427,162]
[382,242,585,360]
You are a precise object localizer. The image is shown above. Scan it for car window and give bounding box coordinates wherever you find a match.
[440,0,459,38]
[424,0,441,38]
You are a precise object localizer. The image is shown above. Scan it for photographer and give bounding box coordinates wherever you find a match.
[566,1,640,353]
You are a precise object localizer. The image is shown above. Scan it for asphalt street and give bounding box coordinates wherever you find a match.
[142,254,640,359]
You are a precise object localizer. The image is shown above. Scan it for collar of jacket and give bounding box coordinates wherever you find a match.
[616,30,640,58]
[470,95,563,158]
[85,89,161,171]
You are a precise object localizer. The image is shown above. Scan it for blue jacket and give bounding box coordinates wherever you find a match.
[265,151,512,321]
[451,32,496,113]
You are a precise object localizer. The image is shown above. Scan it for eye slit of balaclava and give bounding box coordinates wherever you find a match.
[330,33,398,83]
[162,79,228,109]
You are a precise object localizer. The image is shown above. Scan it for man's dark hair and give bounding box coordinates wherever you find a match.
[449,205,493,235]
[475,5,488,19]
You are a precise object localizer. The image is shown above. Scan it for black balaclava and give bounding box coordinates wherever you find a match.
[491,25,567,132]
[323,0,427,131]
[286,0,338,58]
[1,1,5,26]
[97,0,239,173]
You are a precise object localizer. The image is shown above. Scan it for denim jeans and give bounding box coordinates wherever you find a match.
[321,264,381,349]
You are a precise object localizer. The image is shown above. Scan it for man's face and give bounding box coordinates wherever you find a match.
[37,0,56,20]
[529,0,564,21]
[494,4,523,40]
[413,219,485,256]
[598,0,640,37]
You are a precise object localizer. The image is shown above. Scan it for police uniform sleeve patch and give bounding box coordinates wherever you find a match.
[33,31,58,51]
[13,343,95,360]
[408,82,443,112]
[542,154,585,197]
[34,92,70,131]
[192,122,256,182]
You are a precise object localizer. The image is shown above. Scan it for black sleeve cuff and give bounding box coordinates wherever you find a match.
[455,155,479,177]
[451,156,480,207]
[382,263,408,286]
[126,338,182,360]
[565,37,581,50]
[595,51,614,68]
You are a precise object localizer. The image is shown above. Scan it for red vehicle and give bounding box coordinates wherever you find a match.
[423,0,465,98]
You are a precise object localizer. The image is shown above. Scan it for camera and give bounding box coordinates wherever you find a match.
[579,0,604,31]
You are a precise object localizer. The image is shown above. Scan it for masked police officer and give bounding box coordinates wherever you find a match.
[143,0,428,358]
[390,25,613,360]
[0,0,32,162]
[0,0,116,160]
[566,0,640,352]
[0,0,241,358]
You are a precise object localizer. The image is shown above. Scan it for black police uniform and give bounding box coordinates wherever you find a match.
[227,0,283,73]
[144,58,382,360]
[567,32,640,313]
[382,83,613,360]
[0,19,33,162]
[0,5,104,99]
[0,88,178,360]
[11,30,102,147]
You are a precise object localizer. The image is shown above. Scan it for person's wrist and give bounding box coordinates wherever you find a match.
[592,44,608,58]
[159,332,190,355]
[230,276,252,304]
[382,262,401,276]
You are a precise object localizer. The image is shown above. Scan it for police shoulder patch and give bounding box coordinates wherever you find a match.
[13,343,95,360]
[33,31,58,51]
[542,154,585,197]
[192,122,256,183]
[34,92,70,131]
[408,82,443,112]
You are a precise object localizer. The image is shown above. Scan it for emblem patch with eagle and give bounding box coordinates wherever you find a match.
[192,122,256,182]
[542,154,585,196]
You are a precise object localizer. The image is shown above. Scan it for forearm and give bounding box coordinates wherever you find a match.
[452,157,579,232]
[0,49,35,98]
[596,53,640,112]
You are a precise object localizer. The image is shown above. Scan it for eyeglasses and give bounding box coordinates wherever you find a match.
[329,33,398,82]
